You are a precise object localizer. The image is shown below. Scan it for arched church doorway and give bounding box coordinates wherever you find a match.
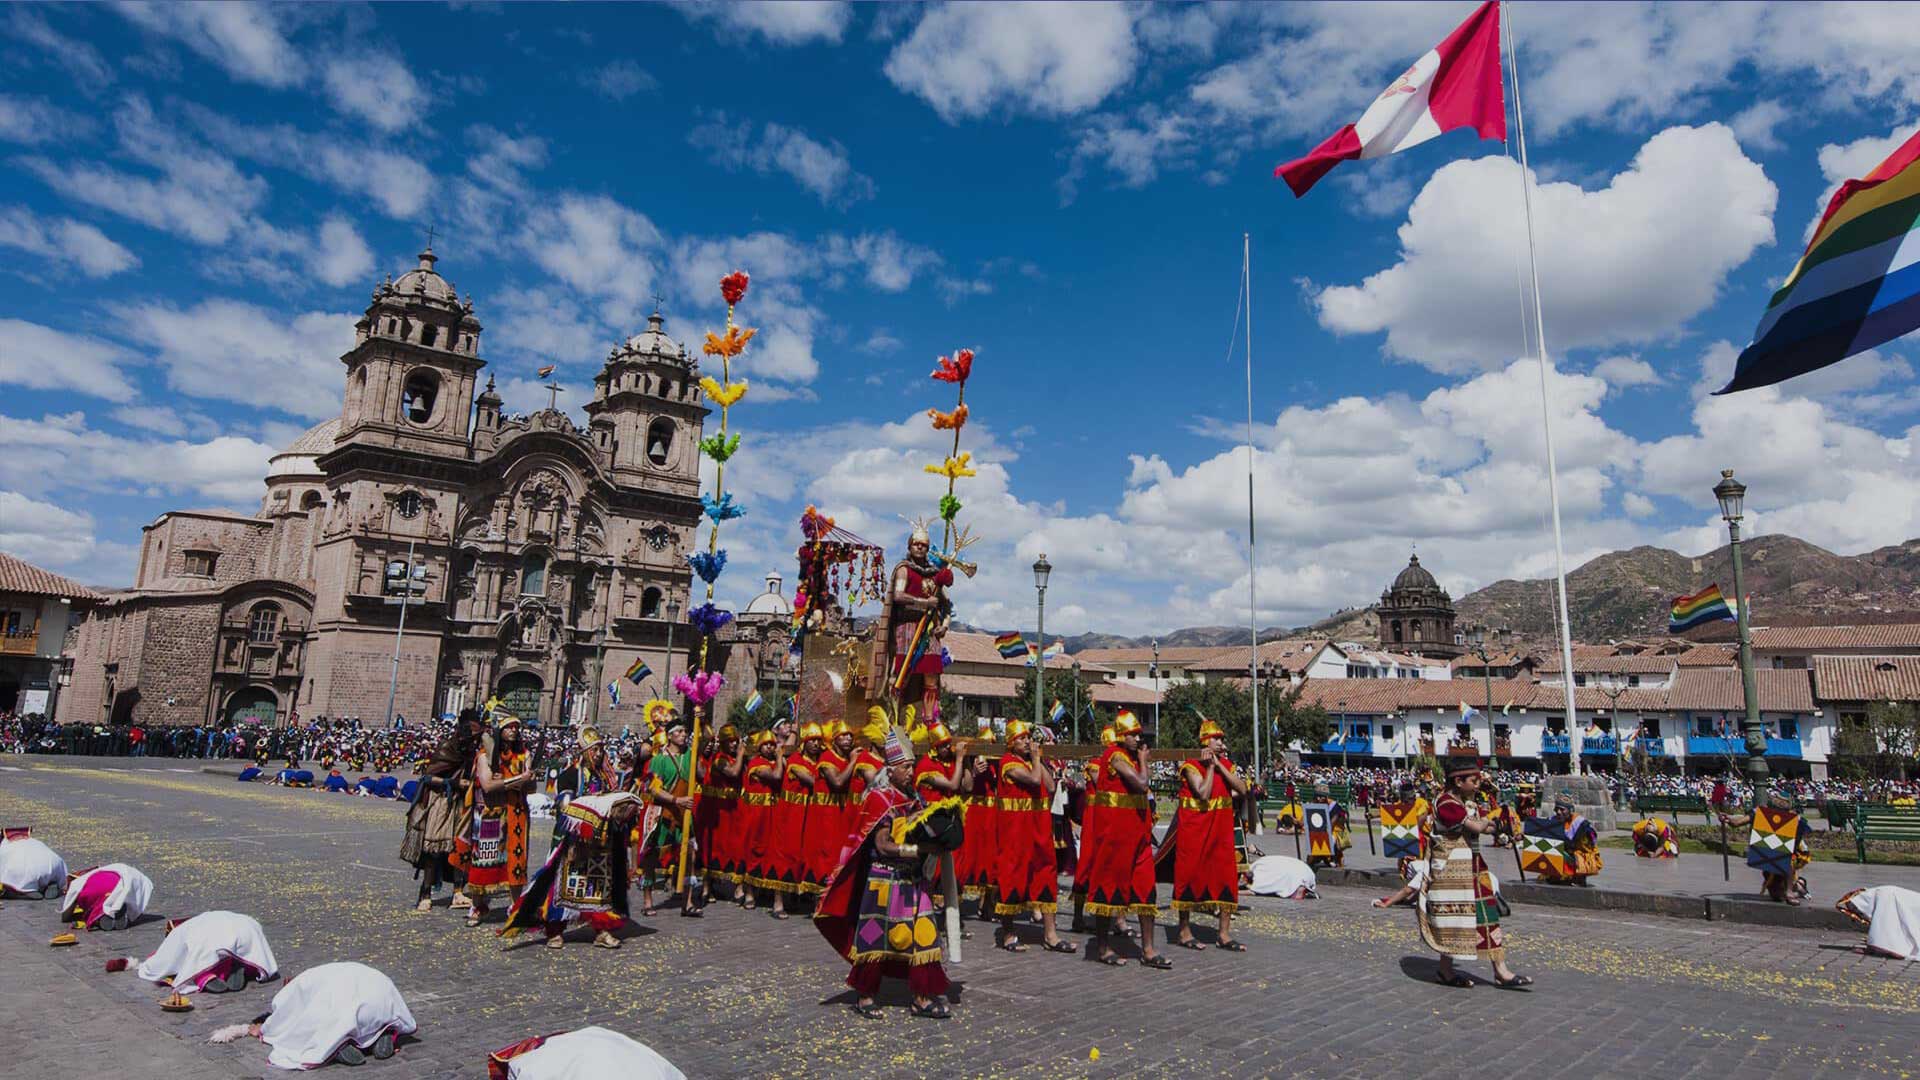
[224,686,279,726]
[495,671,544,722]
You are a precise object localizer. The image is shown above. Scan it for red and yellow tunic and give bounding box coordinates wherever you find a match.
[694,749,742,882]
[956,759,998,899]
[1078,747,1156,917]
[913,753,950,802]
[1171,757,1239,914]
[739,753,780,888]
[463,747,531,900]
[805,748,853,886]
[768,753,818,893]
[992,753,1059,916]
[890,561,954,679]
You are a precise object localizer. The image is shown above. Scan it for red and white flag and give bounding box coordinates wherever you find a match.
[1276,0,1506,197]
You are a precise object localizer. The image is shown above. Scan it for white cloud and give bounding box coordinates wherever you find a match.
[0,92,94,144]
[108,403,213,438]
[0,206,138,277]
[678,1,851,45]
[820,231,938,292]
[1809,118,1920,238]
[584,59,656,101]
[1728,100,1791,153]
[688,114,875,207]
[884,1,1139,121]
[0,320,140,401]
[0,490,98,570]
[518,193,663,326]
[1622,492,1656,518]
[113,1,306,88]
[114,299,356,420]
[321,53,431,134]
[0,411,276,505]
[6,9,115,91]
[1313,124,1776,374]
[1592,355,1663,392]
[183,103,436,220]
[311,216,374,287]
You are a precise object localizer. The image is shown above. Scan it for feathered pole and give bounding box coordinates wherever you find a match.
[925,348,975,557]
[672,269,755,898]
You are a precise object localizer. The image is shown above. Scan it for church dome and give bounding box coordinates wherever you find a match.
[742,571,791,616]
[391,248,457,303]
[619,311,688,365]
[266,417,339,480]
[1392,554,1438,593]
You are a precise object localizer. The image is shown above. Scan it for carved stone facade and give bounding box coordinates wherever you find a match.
[60,251,708,730]
[1377,553,1463,659]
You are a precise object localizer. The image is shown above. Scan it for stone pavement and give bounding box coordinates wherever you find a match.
[2,758,1917,1079]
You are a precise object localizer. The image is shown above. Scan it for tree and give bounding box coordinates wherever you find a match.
[1012,667,1102,742]
[1836,703,1920,782]
[726,689,793,731]
[1264,683,1334,757]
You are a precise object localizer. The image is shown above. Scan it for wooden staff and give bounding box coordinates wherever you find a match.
[673,702,703,897]
[1717,813,1732,882]
[1363,804,1376,856]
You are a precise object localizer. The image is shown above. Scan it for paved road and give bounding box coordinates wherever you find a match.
[2,760,1917,1079]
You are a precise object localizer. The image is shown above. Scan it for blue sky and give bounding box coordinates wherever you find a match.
[3,2,1918,637]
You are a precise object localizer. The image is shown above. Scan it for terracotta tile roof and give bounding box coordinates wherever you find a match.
[1750,624,1920,651]
[1090,682,1163,705]
[1537,654,1679,674]
[942,631,1073,670]
[1811,656,1920,703]
[940,673,1023,699]
[1071,644,1227,666]
[1673,644,1736,667]
[1185,638,1328,673]
[1663,667,1815,712]
[0,551,105,601]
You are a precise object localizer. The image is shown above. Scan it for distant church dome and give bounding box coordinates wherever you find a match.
[619,311,689,365]
[266,417,340,481]
[1391,553,1439,593]
[390,248,458,303]
[742,571,791,616]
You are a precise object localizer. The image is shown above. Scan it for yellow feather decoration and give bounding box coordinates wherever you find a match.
[922,452,976,480]
[699,376,750,407]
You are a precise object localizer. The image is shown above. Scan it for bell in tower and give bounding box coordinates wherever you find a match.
[582,309,709,499]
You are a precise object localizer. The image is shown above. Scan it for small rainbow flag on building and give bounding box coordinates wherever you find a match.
[1043,641,1065,661]
[623,657,652,685]
[1669,585,1737,634]
[1048,700,1065,725]
[536,364,556,379]
[994,631,1027,659]
[1720,124,1920,393]
[743,689,763,715]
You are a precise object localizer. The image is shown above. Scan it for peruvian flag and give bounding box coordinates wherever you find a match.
[1276,0,1506,197]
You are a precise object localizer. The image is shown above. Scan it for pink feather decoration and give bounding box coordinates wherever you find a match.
[672,670,726,705]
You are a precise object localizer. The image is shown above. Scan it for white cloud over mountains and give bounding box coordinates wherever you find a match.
[1313,124,1776,374]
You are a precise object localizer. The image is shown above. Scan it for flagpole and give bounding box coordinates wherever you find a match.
[1242,233,1263,783]
[1502,2,1580,768]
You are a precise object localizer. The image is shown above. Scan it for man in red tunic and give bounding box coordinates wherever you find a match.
[766,723,819,919]
[1070,723,1116,933]
[1081,711,1169,968]
[992,720,1076,955]
[955,729,998,919]
[884,525,954,724]
[739,731,782,911]
[691,723,744,912]
[1171,719,1249,952]
[808,721,858,886]
[842,723,886,817]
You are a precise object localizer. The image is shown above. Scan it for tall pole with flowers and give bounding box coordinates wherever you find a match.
[669,269,756,897]
[898,348,979,722]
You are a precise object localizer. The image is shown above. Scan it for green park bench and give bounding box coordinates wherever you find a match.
[1823,800,1856,829]
[1632,794,1710,823]
[1854,803,1920,864]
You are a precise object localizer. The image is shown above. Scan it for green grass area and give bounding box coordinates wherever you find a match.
[1598,834,1920,867]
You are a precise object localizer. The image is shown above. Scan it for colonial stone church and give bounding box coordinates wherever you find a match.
[60,250,714,730]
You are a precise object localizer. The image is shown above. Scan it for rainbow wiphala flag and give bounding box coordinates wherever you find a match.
[1669,585,1736,634]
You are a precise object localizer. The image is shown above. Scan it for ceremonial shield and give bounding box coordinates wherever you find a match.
[1380,803,1421,861]
[1520,817,1569,878]
[1746,807,1801,876]
[1304,803,1335,860]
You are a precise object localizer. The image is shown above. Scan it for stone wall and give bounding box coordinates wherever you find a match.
[1540,774,1618,831]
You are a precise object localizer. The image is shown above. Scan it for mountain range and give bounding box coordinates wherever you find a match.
[1028,534,1920,653]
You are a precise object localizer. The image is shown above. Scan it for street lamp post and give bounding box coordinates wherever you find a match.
[1715,469,1769,798]
[1471,626,1495,769]
[662,596,682,716]
[1150,638,1161,740]
[1032,555,1051,738]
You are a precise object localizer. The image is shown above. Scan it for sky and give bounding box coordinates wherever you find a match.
[2,1,1918,639]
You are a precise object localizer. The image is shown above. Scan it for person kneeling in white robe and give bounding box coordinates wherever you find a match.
[488,1026,687,1080]
[208,961,417,1069]
[134,911,279,995]
[0,834,67,899]
[61,863,153,931]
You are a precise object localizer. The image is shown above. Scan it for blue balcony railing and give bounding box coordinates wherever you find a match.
[1686,734,1802,758]
[1636,737,1669,757]
[1581,734,1619,756]
[1320,734,1373,753]
[1541,734,1571,754]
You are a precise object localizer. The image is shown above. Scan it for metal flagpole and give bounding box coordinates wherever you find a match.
[1242,233,1262,781]
[383,538,417,728]
[1503,4,1580,758]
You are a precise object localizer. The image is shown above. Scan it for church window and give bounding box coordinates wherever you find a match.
[646,419,674,467]
[420,324,439,348]
[520,551,547,595]
[184,551,217,577]
[641,587,663,618]
[1410,619,1422,640]
[248,604,281,645]
[301,491,324,512]
[402,371,439,426]
[1390,620,1403,643]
